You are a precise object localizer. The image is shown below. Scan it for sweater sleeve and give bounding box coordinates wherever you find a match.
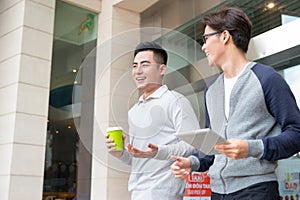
[154,93,200,160]
[155,140,197,160]
[189,153,215,172]
[259,70,300,161]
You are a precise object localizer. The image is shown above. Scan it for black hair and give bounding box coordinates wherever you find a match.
[201,6,252,53]
[134,41,168,65]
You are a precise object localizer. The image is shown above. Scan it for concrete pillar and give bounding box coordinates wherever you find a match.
[91,0,159,199]
[0,0,55,199]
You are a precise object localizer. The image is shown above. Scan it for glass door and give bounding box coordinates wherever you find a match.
[43,1,97,199]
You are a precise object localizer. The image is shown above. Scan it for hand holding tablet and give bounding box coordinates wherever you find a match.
[175,128,229,155]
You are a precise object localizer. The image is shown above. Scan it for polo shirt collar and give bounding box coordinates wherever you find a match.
[138,85,168,103]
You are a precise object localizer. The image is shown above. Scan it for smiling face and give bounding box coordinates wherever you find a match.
[132,50,166,98]
[201,26,224,67]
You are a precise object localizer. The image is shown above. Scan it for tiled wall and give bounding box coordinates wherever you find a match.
[0,0,55,199]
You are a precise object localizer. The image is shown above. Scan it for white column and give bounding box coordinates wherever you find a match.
[0,0,55,199]
[90,0,147,199]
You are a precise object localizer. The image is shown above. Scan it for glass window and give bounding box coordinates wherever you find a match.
[43,1,97,199]
[283,64,300,108]
[174,0,300,45]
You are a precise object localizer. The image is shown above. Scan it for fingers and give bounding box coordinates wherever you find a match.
[147,143,158,150]
[126,143,132,149]
[170,161,180,170]
[170,156,191,180]
[105,135,116,151]
[126,144,157,158]
[127,143,138,152]
[126,144,142,156]
[174,170,190,180]
[171,162,190,180]
[171,155,182,162]
[173,167,190,180]
[214,139,248,159]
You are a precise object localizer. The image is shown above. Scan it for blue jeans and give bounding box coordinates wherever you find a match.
[212,181,280,200]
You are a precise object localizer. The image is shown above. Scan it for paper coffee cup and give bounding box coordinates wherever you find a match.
[106,126,123,151]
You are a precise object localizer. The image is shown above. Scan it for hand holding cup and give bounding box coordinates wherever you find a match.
[105,127,125,158]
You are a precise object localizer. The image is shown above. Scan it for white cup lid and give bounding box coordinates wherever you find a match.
[106,126,123,132]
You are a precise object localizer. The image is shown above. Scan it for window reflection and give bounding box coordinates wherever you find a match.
[284,64,300,107]
[43,1,97,199]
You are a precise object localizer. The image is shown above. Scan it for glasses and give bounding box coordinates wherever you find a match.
[201,31,221,45]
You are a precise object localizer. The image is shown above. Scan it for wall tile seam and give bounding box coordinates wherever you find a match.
[0,52,51,65]
[0,111,48,118]
[1,174,44,177]
[0,0,23,15]
[111,19,140,28]
[0,0,55,15]
[0,80,50,90]
[0,54,19,65]
[29,0,56,10]
[0,82,17,90]
[18,81,50,89]
[0,26,22,39]
[23,24,54,36]
[11,141,45,147]
[21,52,52,62]
[0,25,53,44]
[113,5,139,15]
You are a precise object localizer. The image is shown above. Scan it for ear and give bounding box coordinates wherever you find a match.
[222,30,231,44]
[160,64,166,75]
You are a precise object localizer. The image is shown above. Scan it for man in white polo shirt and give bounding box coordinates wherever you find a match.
[106,41,200,200]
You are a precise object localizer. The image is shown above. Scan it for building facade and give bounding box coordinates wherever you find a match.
[0,0,299,199]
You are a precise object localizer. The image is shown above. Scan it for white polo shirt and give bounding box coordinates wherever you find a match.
[120,85,200,200]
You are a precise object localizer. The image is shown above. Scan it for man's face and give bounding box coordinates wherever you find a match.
[132,50,165,93]
[201,26,223,67]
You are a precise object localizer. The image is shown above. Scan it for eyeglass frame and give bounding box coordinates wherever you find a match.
[201,31,222,45]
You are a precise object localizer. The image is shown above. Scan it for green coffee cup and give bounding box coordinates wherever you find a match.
[106,127,123,151]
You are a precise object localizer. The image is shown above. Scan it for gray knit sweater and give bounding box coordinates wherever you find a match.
[190,62,300,194]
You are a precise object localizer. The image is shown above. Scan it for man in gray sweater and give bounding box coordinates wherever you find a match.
[171,6,300,200]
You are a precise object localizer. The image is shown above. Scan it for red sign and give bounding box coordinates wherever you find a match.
[185,171,211,197]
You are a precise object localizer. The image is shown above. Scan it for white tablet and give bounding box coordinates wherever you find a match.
[175,128,228,155]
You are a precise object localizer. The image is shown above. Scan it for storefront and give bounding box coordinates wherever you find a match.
[0,0,299,199]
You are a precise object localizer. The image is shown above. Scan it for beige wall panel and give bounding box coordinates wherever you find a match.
[0,0,21,13]
[0,28,22,62]
[0,84,18,115]
[16,83,49,116]
[22,27,53,60]
[0,113,15,144]
[0,1,24,37]
[19,55,51,88]
[11,144,45,176]
[9,175,43,200]
[24,0,55,34]
[14,113,47,145]
[0,56,20,87]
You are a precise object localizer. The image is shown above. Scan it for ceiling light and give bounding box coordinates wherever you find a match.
[266,2,275,9]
